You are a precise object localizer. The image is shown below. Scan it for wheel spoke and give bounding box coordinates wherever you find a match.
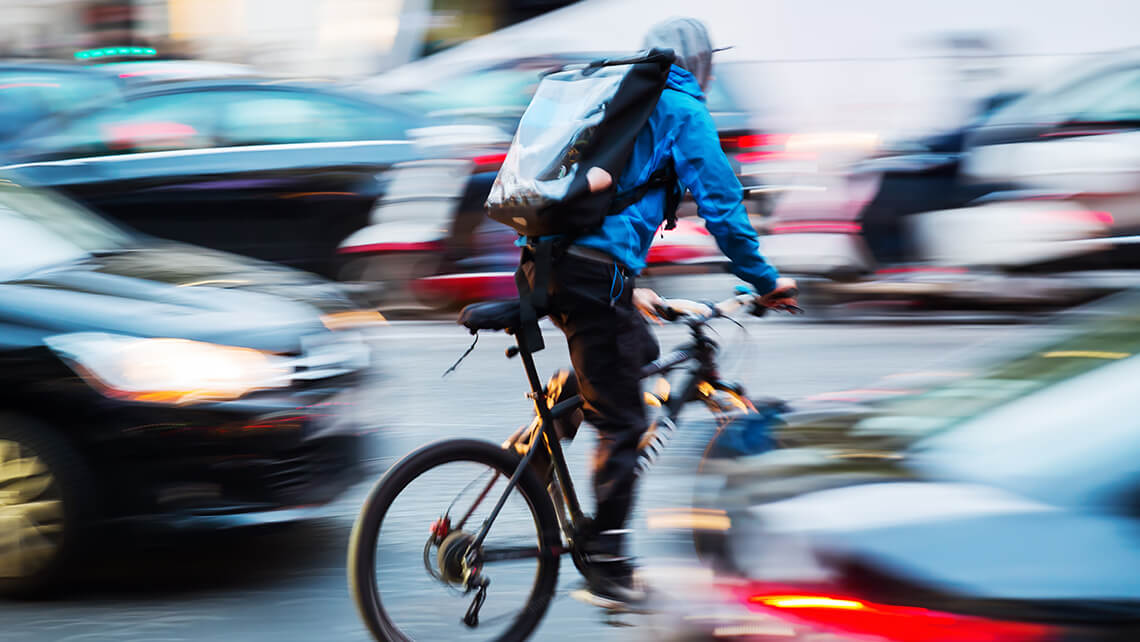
[352,443,558,641]
[455,472,499,531]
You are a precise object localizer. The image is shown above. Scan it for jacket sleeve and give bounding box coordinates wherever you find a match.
[671,105,779,294]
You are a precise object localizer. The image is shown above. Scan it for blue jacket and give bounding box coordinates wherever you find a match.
[575,65,780,294]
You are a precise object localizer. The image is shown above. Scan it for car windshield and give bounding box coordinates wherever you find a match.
[0,182,132,281]
[894,295,1140,506]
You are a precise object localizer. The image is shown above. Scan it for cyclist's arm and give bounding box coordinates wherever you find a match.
[671,106,779,294]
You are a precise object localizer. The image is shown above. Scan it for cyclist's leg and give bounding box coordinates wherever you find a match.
[521,253,659,537]
[539,255,659,603]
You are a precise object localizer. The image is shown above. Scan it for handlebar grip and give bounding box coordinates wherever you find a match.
[654,303,680,322]
[750,286,802,317]
[772,287,799,300]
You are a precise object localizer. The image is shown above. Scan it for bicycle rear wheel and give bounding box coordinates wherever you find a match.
[349,439,561,642]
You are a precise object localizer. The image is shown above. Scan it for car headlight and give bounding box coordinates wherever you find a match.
[45,333,292,405]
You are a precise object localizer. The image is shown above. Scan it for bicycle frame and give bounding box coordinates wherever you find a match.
[470,312,751,557]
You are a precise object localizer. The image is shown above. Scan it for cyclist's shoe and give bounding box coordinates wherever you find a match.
[577,529,651,611]
[581,556,649,610]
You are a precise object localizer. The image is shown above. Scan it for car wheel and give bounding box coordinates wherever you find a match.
[0,415,93,598]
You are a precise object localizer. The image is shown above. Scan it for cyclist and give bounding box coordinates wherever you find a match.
[518,16,797,607]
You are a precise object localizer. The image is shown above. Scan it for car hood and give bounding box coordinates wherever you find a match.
[92,242,358,314]
[746,481,1140,603]
[0,243,350,352]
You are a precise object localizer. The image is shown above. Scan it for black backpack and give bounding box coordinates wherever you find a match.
[486,48,678,237]
[485,49,682,351]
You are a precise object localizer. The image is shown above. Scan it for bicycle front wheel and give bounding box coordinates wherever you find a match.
[348,439,561,642]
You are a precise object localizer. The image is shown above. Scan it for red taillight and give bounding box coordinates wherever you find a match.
[472,152,507,174]
[1059,209,1113,226]
[723,133,819,166]
[410,271,517,302]
[721,133,789,151]
[646,244,718,265]
[737,150,818,163]
[769,221,861,234]
[738,586,1054,642]
[1022,209,1114,229]
[1090,210,1114,226]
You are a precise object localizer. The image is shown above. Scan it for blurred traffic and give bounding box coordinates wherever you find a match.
[656,291,1140,641]
[2,1,1140,641]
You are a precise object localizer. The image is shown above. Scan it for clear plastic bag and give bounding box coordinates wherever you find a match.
[487,66,627,212]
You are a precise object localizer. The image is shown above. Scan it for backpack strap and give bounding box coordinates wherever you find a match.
[515,237,557,353]
[607,160,681,230]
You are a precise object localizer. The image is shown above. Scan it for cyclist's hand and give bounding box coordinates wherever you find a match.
[759,277,799,309]
[633,287,667,324]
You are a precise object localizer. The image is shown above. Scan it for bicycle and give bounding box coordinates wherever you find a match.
[348,287,799,641]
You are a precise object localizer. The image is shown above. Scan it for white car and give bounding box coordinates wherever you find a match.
[963,51,1140,269]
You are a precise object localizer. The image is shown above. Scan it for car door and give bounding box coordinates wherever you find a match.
[4,86,421,277]
[205,87,419,276]
[1,89,233,254]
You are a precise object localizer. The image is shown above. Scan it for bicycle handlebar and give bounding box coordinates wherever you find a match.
[652,288,801,326]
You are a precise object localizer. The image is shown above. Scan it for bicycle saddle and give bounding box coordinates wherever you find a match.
[458,299,525,333]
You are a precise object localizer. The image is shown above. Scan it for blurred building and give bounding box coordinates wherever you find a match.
[375,0,1140,137]
[0,0,577,76]
[419,0,576,56]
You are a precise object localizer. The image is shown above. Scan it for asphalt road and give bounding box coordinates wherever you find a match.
[0,314,1060,641]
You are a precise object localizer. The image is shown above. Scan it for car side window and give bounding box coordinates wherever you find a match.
[216,90,406,146]
[0,71,120,140]
[990,66,1140,127]
[20,92,221,160]
[1071,70,1140,123]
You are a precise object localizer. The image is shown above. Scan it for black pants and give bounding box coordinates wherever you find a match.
[518,251,660,541]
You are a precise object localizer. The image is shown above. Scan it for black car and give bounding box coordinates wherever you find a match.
[0,61,124,143]
[1,79,434,278]
[0,179,379,597]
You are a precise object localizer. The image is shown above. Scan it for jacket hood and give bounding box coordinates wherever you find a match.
[644,17,714,90]
[665,65,704,101]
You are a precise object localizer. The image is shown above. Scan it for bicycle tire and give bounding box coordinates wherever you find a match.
[691,388,765,569]
[348,439,561,642]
